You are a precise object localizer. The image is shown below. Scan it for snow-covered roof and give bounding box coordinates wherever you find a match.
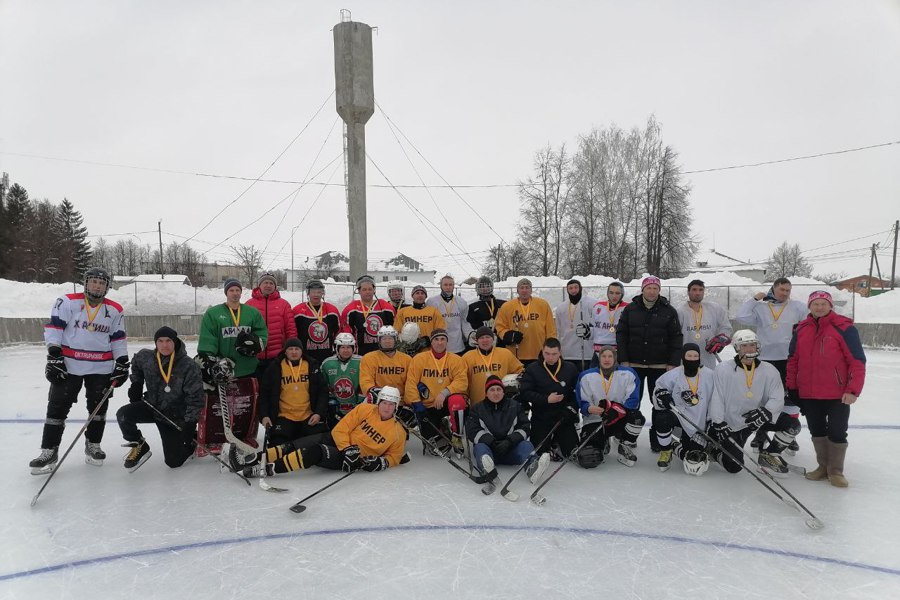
[692,249,766,270]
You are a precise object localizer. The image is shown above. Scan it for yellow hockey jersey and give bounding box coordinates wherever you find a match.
[331,403,407,467]
[394,305,447,341]
[360,350,412,401]
[462,347,524,404]
[404,350,468,409]
[278,359,313,422]
[495,297,557,361]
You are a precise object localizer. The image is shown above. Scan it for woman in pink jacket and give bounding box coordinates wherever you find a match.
[248,272,298,379]
[787,291,866,487]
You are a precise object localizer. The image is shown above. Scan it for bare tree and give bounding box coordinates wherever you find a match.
[517,145,569,276]
[765,242,813,281]
[231,244,263,287]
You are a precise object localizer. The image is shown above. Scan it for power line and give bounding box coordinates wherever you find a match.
[682,140,900,174]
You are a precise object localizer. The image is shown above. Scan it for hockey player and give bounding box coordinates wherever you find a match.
[118,326,204,471]
[707,330,788,475]
[466,376,549,493]
[386,282,409,313]
[395,285,446,351]
[736,277,807,452]
[651,343,716,474]
[404,328,468,454]
[258,338,328,446]
[197,278,267,382]
[495,278,557,364]
[519,338,580,462]
[615,275,682,451]
[675,280,732,369]
[360,326,412,402]
[590,282,628,352]
[466,275,506,347]
[31,267,129,474]
[320,333,364,427]
[575,346,643,468]
[247,272,297,380]
[341,275,395,355]
[787,291,866,487]
[554,279,597,371]
[426,275,472,355]
[292,279,341,365]
[462,326,523,404]
[238,386,407,477]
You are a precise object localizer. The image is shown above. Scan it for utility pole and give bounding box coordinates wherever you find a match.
[891,219,898,290]
[867,244,876,297]
[158,220,164,277]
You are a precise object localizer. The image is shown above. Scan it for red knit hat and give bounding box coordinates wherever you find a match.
[807,290,833,307]
[484,375,504,393]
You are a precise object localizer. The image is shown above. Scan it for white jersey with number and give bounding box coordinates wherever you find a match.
[44,293,128,376]
[554,295,597,362]
[676,301,733,369]
[590,300,628,347]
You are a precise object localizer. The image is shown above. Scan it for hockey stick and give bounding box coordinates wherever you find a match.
[259,427,288,493]
[669,404,823,530]
[31,386,115,507]
[289,471,353,513]
[142,400,251,487]
[530,419,607,505]
[500,417,564,502]
[403,421,492,484]
[218,382,257,455]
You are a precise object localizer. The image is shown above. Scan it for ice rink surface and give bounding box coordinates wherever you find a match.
[1,342,899,600]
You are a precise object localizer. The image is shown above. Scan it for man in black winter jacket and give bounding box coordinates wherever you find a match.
[518,338,580,460]
[118,326,205,471]
[615,276,683,451]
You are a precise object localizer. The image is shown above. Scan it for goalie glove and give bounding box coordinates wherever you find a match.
[705,334,731,354]
[502,330,524,345]
[235,330,262,357]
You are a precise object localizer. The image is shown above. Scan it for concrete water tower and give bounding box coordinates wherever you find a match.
[333,10,374,282]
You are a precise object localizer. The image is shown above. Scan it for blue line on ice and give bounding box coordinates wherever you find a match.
[1,524,899,582]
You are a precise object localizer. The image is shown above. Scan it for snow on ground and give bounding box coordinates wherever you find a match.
[1,342,899,599]
[2,274,894,322]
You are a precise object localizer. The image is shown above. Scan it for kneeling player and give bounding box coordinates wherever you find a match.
[575,346,643,467]
[321,333,363,427]
[237,387,407,476]
[259,338,328,446]
[707,330,788,475]
[466,376,549,492]
[651,343,715,475]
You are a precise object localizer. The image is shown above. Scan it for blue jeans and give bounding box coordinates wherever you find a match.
[473,440,535,472]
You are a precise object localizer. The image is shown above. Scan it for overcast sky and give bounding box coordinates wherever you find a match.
[1,0,898,281]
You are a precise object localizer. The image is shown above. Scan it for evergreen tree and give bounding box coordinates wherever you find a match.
[3,184,35,281]
[53,198,93,282]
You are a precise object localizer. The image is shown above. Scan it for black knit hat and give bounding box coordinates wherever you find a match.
[284,338,303,350]
[154,326,179,342]
[475,326,494,340]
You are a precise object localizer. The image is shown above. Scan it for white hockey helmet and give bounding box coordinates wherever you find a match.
[732,329,760,358]
[682,449,710,476]
[377,325,398,350]
[502,373,522,392]
[387,282,404,300]
[399,321,421,344]
[334,332,356,351]
[377,385,401,406]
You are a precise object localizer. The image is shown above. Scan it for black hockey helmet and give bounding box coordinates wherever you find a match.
[83,267,111,302]
[475,276,493,298]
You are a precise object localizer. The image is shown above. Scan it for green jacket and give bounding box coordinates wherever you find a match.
[198,303,268,377]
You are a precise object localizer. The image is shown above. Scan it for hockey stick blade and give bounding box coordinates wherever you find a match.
[531,493,547,506]
[500,488,520,502]
[499,418,565,502]
[289,503,307,514]
[260,478,288,493]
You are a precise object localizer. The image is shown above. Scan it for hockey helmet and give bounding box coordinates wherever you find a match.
[399,322,421,344]
[356,275,376,290]
[732,329,760,358]
[387,282,404,301]
[377,385,401,406]
[475,276,493,298]
[306,279,325,291]
[501,373,522,392]
[334,332,356,351]
[377,325,398,350]
[682,449,710,476]
[83,267,111,302]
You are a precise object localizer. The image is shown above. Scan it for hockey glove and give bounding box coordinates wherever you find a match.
[575,322,592,340]
[502,330,524,346]
[127,383,144,403]
[705,334,731,355]
[708,421,731,444]
[652,389,674,411]
[417,382,430,401]
[466,330,478,348]
[341,445,362,473]
[396,405,418,429]
[491,439,513,457]
[563,405,581,424]
[365,387,382,405]
[507,431,525,446]
[45,346,67,384]
[109,356,131,388]
[742,407,772,432]
[601,400,627,427]
[211,358,235,384]
[235,330,263,357]
[361,455,389,472]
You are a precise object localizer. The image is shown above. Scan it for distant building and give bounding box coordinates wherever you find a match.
[832,275,889,297]
[286,251,436,291]
[679,249,768,283]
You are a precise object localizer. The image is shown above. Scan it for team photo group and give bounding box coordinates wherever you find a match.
[31,267,867,504]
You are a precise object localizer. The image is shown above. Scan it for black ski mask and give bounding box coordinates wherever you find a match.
[682,343,701,377]
[567,279,582,306]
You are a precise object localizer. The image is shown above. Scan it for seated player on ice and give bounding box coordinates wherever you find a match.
[707,330,789,476]
[234,386,407,477]
[118,326,204,471]
[466,376,549,492]
[651,343,715,475]
[259,338,328,447]
[575,346,642,468]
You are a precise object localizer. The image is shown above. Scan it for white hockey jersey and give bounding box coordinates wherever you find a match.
[590,300,628,347]
[576,366,640,425]
[44,293,127,376]
[708,359,784,431]
[676,301,733,369]
[426,294,472,354]
[654,366,716,438]
[735,298,807,361]
[554,295,597,362]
